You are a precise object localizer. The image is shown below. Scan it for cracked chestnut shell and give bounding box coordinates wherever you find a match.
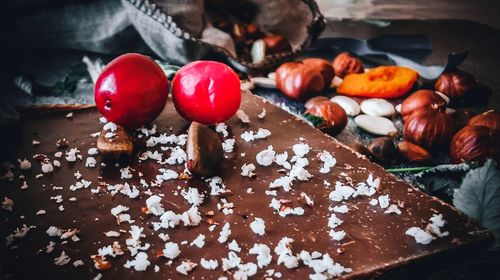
[450,125,500,164]
[434,68,476,100]
[275,58,334,101]
[332,52,364,79]
[400,90,447,118]
[186,122,223,177]
[468,110,500,130]
[403,108,455,150]
[305,100,347,135]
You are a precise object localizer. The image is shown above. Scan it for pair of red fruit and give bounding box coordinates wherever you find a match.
[94,53,241,128]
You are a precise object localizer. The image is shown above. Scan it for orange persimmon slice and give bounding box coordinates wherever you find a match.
[337,66,418,99]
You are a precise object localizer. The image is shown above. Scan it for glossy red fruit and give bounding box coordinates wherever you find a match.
[94,53,168,128]
[172,61,241,125]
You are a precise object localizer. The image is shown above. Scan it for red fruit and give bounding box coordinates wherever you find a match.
[172,61,241,125]
[94,53,168,128]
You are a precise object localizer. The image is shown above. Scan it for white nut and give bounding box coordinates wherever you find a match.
[330,95,360,116]
[435,91,450,104]
[267,72,276,80]
[355,114,398,136]
[360,98,395,117]
[251,39,266,64]
[395,104,402,114]
[330,76,343,88]
[251,77,277,89]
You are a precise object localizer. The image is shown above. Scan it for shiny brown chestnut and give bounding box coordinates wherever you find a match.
[305,100,347,135]
[403,108,455,150]
[332,52,364,79]
[400,90,447,118]
[435,68,476,100]
[468,110,500,130]
[397,140,433,163]
[275,58,334,101]
[450,125,500,164]
[368,137,398,164]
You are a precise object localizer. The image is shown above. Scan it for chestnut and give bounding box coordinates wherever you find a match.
[332,52,364,79]
[305,100,347,135]
[262,34,292,54]
[367,137,397,164]
[468,110,500,130]
[400,90,447,118]
[397,140,432,163]
[275,59,334,101]
[450,125,500,164]
[403,108,455,150]
[186,122,223,177]
[435,68,476,100]
[304,96,330,111]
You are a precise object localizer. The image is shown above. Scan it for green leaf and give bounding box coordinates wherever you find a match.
[453,159,500,247]
[303,113,325,128]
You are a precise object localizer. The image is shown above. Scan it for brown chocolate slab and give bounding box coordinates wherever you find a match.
[0,91,492,279]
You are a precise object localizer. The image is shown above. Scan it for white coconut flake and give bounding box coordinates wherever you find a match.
[249,243,272,268]
[384,204,401,215]
[236,109,251,124]
[190,234,205,248]
[318,151,336,173]
[200,258,219,270]
[18,159,32,170]
[85,157,97,168]
[218,222,231,243]
[378,194,390,209]
[250,218,265,236]
[332,205,348,213]
[181,188,204,206]
[222,139,236,153]
[162,242,181,259]
[258,108,266,119]
[41,162,54,173]
[215,123,229,137]
[176,260,197,275]
[329,230,346,241]
[54,251,71,266]
[88,148,99,155]
[181,206,202,227]
[228,239,241,252]
[124,251,150,271]
[241,163,256,177]
[256,146,276,166]
[328,214,343,229]
[406,227,433,245]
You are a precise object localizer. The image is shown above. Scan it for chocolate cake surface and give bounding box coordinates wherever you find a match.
[0,91,492,279]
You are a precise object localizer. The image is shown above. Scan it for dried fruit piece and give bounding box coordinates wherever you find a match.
[338,66,418,99]
[397,141,432,163]
[186,122,223,177]
[97,125,133,160]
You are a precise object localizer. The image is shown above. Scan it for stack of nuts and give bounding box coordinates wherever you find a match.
[450,110,500,164]
[211,19,291,64]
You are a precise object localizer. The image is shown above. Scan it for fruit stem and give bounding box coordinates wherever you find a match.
[386,166,433,173]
